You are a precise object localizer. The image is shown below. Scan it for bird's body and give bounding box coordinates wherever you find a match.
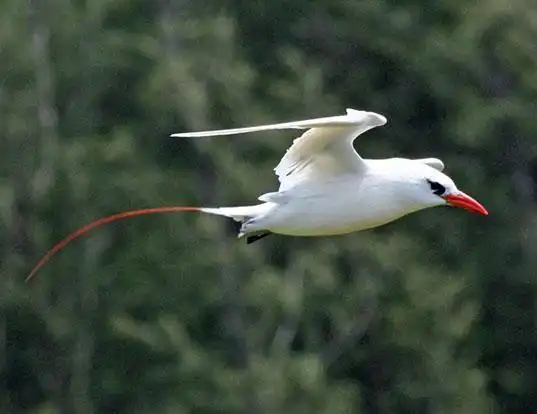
[26,108,488,280]
[203,159,446,237]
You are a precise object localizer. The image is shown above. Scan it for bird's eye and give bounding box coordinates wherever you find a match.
[426,179,446,196]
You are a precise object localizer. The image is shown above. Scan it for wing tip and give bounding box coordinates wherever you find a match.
[170,132,199,138]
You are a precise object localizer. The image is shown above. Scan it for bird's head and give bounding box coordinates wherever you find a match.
[411,159,488,215]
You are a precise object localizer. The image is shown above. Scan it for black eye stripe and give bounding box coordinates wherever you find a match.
[426,179,446,196]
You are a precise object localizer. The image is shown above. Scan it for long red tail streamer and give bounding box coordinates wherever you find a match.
[26,206,201,282]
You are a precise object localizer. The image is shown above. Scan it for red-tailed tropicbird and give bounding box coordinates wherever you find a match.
[26,109,487,281]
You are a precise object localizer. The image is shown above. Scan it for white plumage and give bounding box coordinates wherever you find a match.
[171,108,487,242]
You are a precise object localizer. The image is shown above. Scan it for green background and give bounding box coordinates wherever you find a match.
[2,0,536,413]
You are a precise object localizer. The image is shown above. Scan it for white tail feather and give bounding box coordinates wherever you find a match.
[200,204,269,222]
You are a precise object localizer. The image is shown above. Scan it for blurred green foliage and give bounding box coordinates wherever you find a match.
[1,0,536,413]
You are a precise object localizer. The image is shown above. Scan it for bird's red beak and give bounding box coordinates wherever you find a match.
[443,192,488,215]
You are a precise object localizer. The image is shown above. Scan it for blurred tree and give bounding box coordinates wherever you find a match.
[1,0,535,413]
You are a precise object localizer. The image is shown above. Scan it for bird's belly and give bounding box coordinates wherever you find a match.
[262,197,410,237]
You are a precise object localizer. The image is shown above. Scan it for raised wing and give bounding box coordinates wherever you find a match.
[172,108,387,190]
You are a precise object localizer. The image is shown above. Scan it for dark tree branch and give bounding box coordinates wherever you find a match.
[28,0,59,201]
[321,272,378,368]
[270,263,304,356]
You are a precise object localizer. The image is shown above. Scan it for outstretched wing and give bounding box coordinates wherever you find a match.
[172,108,387,190]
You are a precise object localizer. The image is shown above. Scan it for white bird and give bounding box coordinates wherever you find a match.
[171,108,488,243]
[26,108,487,281]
